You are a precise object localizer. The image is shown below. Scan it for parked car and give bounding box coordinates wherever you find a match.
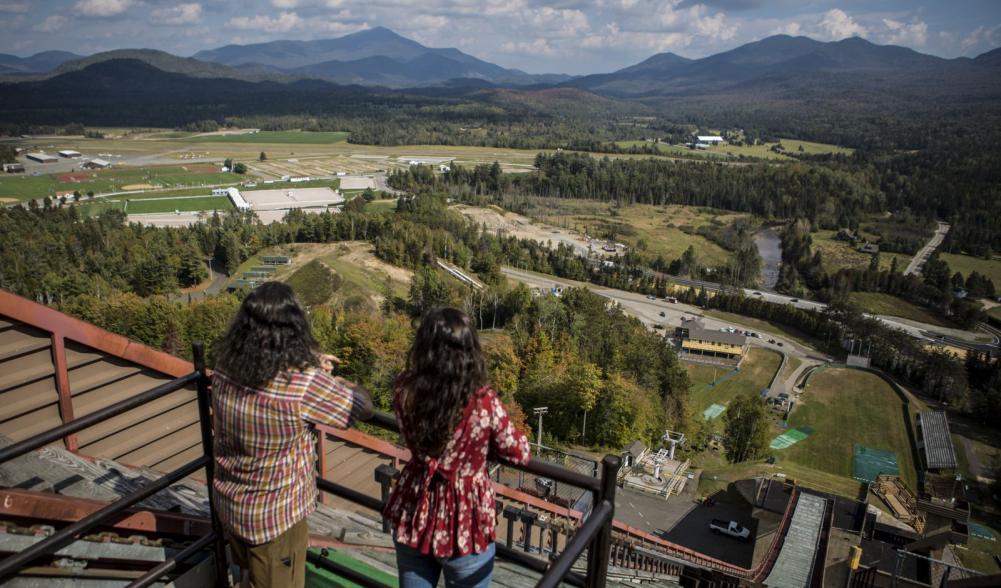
[753,291,762,296]
[709,519,750,541]
[768,339,776,344]
[790,298,799,303]
[659,311,666,317]
[777,342,784,347]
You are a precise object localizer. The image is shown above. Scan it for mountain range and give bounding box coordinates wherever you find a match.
[1,28,999,129]
[192,27,570,87]
[566,35,1001,102]
[0,51,81,75]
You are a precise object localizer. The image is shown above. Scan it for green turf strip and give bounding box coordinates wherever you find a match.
[703,404,726,420]
[305,548,399,588]
[769,427,813,449]
[852,444,900,483]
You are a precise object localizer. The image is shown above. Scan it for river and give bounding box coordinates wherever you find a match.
[754,228,782,290]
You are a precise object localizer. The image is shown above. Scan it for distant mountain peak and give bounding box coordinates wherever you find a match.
[192,26,565,88]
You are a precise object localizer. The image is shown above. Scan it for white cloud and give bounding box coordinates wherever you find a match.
[73,0,134,18]
[881,18,927,46]
[272,0,299,7]
[522,7,589,38]
[0,2,28,13]
[960,24,1001,54]
[410,14,449,31]
[501,38,557,56]
[152,3,202,26]
[34,14,68,32]
[770,21,802,36]
[818,9,866,40]
[226,11,302,32]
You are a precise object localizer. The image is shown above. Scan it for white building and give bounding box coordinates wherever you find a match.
[226,187,251,210]
[695,135,725,144]
[212,188,230,196]
[26,153,58,164]
[82,158,110,169]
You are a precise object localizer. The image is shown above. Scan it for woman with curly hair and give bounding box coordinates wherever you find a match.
[385,307,531,588]
[211,282,373,588]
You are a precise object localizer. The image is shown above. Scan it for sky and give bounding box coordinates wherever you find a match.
[1,1,1000,74]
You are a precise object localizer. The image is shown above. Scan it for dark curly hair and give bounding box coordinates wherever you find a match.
[214,282,319,388]
[403,307,487,458]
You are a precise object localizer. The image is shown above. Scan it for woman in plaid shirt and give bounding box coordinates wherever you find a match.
[211,282,373,588]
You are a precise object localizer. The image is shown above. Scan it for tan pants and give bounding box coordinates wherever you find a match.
[228,518,308,588]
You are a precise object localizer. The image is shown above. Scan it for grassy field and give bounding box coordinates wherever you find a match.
[0,163,240,201]
[125,196,234,214]
[190,131,350,144]
[957,536,1001,574]
[695,453,865,499]
[781,368,919,490]
[847,292,949,327]
[613,138,852,162]
[531,200,743,267]
[366,198,398,214]
[811,230,911,273]
[686,348,782,416]
[939,253,1001,286]
[286,259,341,306]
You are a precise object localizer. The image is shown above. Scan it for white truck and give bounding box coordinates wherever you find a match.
[709,519,750,541]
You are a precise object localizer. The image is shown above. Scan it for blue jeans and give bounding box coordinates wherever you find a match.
[394,541,495,588]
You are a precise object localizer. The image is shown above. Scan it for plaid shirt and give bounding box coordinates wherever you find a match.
[211,368,359,545]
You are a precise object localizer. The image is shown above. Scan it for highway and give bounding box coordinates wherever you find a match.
[501,267,823,361]
[503,266,999,356]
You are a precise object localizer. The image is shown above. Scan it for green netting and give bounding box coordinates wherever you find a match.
[852,444,900,483]
[703,404,726,420]
[769,427,813,449]
[968,522,997,541]
[306,548,400,588]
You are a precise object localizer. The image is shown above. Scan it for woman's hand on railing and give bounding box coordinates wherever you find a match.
[337,377,374,421]
[318,353,341,372]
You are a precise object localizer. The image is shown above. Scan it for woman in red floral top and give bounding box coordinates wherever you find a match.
[384,307,531,588]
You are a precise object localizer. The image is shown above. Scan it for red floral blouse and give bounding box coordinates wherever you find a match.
[383,377,531,558]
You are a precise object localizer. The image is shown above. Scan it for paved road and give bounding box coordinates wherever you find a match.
[664,274,998,354]
[904,221,950,276]
[501,267,819,362]
[504,266,999,358]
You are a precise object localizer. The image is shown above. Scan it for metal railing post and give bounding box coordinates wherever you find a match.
[374,464,398,533]
[586,455,620,588]
[193,342,230,588]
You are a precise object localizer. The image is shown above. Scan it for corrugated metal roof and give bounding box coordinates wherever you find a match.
[919,411,957,470]
[689,325,747,347]
[763,493,826,588]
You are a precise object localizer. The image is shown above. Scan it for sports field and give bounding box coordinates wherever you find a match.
[0,163,241,201]
[781,367,919,490]
[126,196,234,214]
[190,131,350,144]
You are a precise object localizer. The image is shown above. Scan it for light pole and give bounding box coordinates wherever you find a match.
[533,407,548,449]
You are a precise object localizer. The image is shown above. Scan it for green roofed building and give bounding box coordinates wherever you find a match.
[262,255,292,265]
